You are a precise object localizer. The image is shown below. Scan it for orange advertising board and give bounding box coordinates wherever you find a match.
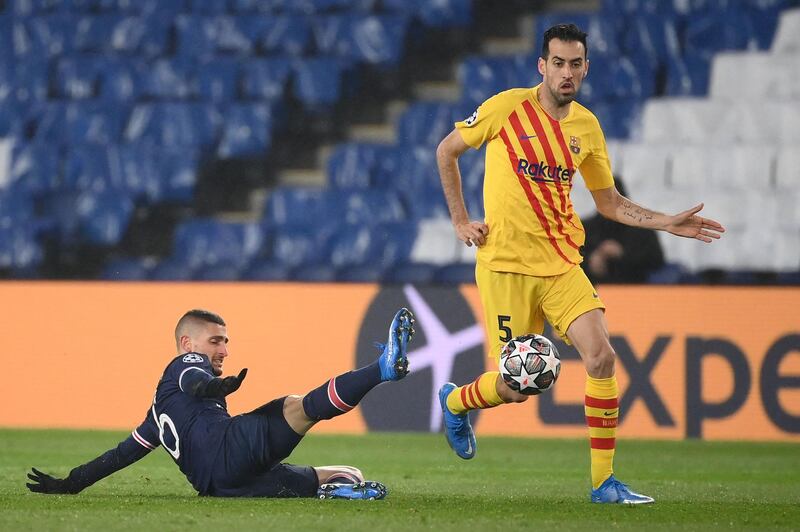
[4,282,799,442]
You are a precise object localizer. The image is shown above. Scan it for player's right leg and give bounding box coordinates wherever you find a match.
[315,466,386,500]
[283,308,415,435]
[439,266,541,459]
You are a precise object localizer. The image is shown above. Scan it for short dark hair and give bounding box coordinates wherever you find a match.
[541,23,588,59]
[175,309,226,349]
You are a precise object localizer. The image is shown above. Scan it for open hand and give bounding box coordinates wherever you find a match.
[665,203,725,243]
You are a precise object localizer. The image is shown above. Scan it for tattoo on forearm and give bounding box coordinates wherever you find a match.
[621,200,654,224]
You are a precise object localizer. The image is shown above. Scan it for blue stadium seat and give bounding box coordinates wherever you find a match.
[311,15,349,56]
[434,263,475,285]
[590,100,642,139]
[292,57,342,109]
[72,14,117,52]
[400,187,449,221]
[141,57,197,100]
[376,144,439,195]
[379,221,418,265]
[383,262,437,284]
[11,60,49,104]
[100,257,152,280]
[260,15,311,56]
[53,56,100,99]
[417,0,471,28]
[241,57,292,101]
[328,224,384,268]
[335,264,384,282]
[109,15,170,57]
[37,102,128,145]
[333,189,406,225]
[290,263,337,282]
[9,142,61,197]
[0,226,44,274]
[0,188,36,234]
[326,143,390,189]
[188,0,229,14]
[263,187,328,226]
[76,191,135,246]
[459,57,516,107]
[195,261,242,281]
[217,103,274,158]
[396,102,457,148]
[347,15,409,66]
[665,54,711,96]
[197,58,240,103]
[458,146,485,197]
[173,220,263,270]
[153,147,200,204]
[684,8,754,59]
[622,14,681,70]
[16,14,75,57]
[149,257,194,281]
[270,225,332,268]
[124,103,221,148]
[97,58,145,102]
[241,258,291,281]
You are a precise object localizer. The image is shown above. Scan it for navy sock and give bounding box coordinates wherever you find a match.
[302,361,382,421]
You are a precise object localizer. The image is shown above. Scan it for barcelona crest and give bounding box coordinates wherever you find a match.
[569,136,581,154]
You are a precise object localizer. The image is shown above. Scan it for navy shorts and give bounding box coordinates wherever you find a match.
[207,397,318,498]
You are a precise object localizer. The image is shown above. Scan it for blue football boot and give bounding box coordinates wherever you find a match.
[377,307,415,381]
[438,382,477,460]
[317,481,387,500]
[590,475,654,504]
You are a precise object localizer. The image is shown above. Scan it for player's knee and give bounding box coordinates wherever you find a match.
[584,344,615,378]
[497,379,530,403]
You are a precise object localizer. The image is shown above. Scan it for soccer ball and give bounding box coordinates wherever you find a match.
[499,334,561,395]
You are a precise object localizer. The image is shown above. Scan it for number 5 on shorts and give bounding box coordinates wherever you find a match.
[498,315,512,343]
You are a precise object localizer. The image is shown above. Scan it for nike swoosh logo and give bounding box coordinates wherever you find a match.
[519,134,537,140]
[603,410,618,417]
[465,439,473,456]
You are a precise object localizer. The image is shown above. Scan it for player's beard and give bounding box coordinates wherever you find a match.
[549,83,577,107]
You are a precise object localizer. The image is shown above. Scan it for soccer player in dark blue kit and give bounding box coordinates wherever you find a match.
[26,307,415,499]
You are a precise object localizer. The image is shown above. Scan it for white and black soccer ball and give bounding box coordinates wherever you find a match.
[499,334,561,395]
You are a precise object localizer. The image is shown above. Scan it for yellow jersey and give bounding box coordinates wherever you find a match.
[456,84,614,277]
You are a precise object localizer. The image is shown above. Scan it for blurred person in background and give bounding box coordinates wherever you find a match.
[582,177,665,284]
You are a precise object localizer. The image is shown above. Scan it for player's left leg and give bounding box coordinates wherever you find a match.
[284,307,415,435]
[551,268,653,504]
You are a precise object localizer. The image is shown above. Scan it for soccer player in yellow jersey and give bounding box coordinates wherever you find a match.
[435,23,725,504]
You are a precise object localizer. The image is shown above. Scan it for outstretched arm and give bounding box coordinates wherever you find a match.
[436,129,489,247]
[27,434,153,494]
[591,186,725,243]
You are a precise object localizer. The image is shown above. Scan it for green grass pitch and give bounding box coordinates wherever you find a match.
[1,429,798,531]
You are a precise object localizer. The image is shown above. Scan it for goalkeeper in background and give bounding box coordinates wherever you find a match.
[435,23,725,504]
[27,307,415,499]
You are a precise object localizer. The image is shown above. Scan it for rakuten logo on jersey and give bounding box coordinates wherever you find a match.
[517,158,573,183]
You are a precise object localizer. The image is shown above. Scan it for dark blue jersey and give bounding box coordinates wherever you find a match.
[132,352,232,493]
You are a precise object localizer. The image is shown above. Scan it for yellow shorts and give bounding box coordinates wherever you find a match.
[475,263,605,361]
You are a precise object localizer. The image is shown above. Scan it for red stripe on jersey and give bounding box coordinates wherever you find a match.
[590,437,616,450]
[472,376,490,408]
[543,112,582,230]
[132,430,156,450]
[327,378,354,412]
[584,396,619,409]
[585,415,618,428]
[519,102,580,251]
[521,100,570,214]
[503,116,577,265]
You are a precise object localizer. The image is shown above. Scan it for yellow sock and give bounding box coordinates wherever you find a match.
[585,375,618,489]
[446,371,506,414]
